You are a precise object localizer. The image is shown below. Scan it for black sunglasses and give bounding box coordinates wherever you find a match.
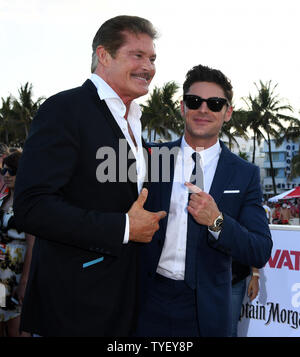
[0,167,17,176]
[183,94,229,112]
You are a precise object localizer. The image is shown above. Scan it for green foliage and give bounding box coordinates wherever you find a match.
[242,80,297,194]
[141,81,184,142]
[0,82,45,146]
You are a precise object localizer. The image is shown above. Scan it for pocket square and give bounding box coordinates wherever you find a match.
[223,190,240,193]
[82,257,104,268]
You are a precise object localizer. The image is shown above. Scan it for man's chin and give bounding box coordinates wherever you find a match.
[134,86,149,98]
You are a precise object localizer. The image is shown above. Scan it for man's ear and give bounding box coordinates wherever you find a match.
[96,45,111,67]
[224,105,233,123]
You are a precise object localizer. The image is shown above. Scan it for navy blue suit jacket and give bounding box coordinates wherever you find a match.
[141,138,272,337]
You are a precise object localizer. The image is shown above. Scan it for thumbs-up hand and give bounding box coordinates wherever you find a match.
[128,188,167,243]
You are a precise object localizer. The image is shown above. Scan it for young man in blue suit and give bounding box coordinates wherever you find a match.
[13,16,166,336]
[135,65,273,337]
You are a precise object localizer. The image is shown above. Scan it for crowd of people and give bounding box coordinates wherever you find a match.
[0,145,35,337]
[263,200,300,225]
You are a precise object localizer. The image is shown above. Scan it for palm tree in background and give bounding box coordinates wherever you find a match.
[220,108,249,151]
[277,116,300,180]
[242,95,266,164]
[141,81,184,142]
[12,82,45,138]
[291,154,300,179]
[247,80,296,195]
[0,96,14,144]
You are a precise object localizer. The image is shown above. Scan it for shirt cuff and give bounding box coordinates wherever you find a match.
[123,213,129,244]
[208,229,221,240]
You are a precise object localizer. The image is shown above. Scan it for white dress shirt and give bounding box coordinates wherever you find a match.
[90,74,146,244]
[156,136,222,280]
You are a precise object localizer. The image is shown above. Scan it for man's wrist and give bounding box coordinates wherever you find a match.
[208,212,223,232]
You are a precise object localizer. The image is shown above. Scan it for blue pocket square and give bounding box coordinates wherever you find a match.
[82,257,104,268]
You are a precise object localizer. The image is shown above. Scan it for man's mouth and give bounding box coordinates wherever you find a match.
[194,117,211,123]
[131,73,151,83]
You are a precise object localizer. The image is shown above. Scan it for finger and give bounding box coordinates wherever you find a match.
[187,205,196,216]
[155,210,167,220]
[136,188,148,208]
[188,200,199,210]
[185,182,202,194]
[189,193,202,203]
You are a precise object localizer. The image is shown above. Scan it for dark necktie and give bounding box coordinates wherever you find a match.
[189,152,204,192]
[185,152,204,289]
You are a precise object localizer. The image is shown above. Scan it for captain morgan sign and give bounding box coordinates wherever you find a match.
[238,226,300,337]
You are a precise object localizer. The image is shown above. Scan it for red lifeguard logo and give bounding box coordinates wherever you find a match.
[268,250,300,270]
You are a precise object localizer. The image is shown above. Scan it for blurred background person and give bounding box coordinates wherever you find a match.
[0,144,9,200]
[0,151,34,337]
[272,203,281,224]
[231,262,260,337]
[262,201,271,224]
[280,202,291,224]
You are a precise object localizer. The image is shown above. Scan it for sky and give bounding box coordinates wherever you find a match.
[1,0,300,114]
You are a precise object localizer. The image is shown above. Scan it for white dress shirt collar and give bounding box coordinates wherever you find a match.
[90,73,142,121]
[181,136,221,167]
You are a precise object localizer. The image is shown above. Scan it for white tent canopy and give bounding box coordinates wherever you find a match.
[268,188,295,202]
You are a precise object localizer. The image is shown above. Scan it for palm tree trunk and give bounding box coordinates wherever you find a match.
[252,133,256,164]
[267,132,277,195]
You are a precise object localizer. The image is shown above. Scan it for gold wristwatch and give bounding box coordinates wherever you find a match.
[208,213,224,232]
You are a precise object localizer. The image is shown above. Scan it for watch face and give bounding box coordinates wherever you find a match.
[216,218,223,227]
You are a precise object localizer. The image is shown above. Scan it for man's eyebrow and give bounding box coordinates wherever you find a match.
[129,49,156,57]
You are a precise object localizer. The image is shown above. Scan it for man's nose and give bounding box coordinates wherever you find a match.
[197,101,209,112]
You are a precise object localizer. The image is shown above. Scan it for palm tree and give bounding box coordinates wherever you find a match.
[220,108,249,151]
[11,82,44,138]
[242,96,266,163]
[276,117,300,180]
[291,154,300,179]
[247,80,295,195]
[0,96,14,144]
[141,81,184,142]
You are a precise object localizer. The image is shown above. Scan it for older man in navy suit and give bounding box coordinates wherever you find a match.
[13,16,166,337]
[135,65,272,337]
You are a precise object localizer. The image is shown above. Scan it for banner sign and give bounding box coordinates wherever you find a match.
[238,226,300,337]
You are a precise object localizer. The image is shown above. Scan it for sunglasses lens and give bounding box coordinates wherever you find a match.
[184,95,228,112]
[184,95,203,110]
[207,98,227,112]
[1,167,16,176]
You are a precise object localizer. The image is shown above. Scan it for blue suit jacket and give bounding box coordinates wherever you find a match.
[141,138,272,337]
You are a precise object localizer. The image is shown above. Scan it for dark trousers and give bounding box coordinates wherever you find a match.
[135,273,200,337]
